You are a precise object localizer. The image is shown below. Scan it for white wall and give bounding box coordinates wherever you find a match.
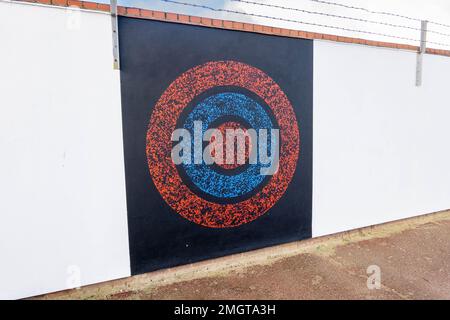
[0,2,130,299]
[2,0,450,300]
[313,40,450,236]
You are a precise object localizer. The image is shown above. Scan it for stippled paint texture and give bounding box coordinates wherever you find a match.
[147,61,299,228]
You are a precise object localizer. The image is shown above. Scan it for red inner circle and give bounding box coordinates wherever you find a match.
[210,121,252,170]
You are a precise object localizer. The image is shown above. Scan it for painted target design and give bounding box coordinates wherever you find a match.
[146,61,300,228]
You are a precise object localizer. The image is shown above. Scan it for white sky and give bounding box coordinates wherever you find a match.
[112,0,450,50]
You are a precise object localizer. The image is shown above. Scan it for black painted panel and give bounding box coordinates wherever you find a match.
[119,16,313,275]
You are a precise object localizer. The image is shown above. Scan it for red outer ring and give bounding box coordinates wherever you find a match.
[146,61,300,228]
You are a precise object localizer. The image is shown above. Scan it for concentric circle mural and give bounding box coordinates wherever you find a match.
[120,17,312,274]
[146,61,300,228]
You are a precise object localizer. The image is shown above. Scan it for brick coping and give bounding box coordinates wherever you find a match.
[14,0,450,57]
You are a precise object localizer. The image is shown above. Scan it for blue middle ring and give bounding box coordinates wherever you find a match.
[182,92,274,199]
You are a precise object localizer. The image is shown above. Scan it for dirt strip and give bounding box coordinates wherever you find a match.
[34,210,450,300]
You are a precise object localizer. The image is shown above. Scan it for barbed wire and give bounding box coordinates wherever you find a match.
[231,0,450,38]
[161,0,450,48]
[303,0,450,29]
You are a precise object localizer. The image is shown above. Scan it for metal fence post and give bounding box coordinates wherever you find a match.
[416,20,428,87]
[111,0,120,70]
